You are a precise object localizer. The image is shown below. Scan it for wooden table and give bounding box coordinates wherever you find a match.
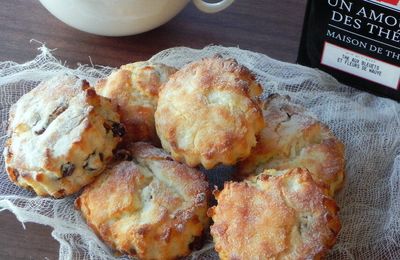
[0,0,307,259]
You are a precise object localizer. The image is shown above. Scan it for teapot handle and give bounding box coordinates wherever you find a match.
[193,0,234,13]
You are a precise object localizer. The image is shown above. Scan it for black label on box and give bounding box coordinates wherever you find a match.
[298,0,400,100]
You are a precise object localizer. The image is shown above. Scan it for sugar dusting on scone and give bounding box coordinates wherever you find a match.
[3,75,123,198]
[155,55,265,169]
[209,168,341,260]
[75,142,210,260]
[237,94,345,196]
[95,61,177,145]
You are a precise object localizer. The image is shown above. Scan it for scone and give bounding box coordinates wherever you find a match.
[155,55,265,169]
[208,168,341,260]
[75,142,210,260]
[95,61,177,144]
[237,94,345,196]
[3,75,123,198]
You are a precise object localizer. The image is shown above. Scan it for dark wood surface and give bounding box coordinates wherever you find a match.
[0,0,307,259]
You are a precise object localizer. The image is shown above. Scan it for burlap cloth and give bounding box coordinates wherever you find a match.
[0,45,399,259]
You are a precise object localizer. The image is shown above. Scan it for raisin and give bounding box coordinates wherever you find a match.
[60,162,75,178]
[129,247,137,256]
[81,79,90,90]
[114,149,133,161]
[34,128,46,135]
[104,121,125,137]
[103,122,111,133]
[111,122,125,137]
[86,88,97,97]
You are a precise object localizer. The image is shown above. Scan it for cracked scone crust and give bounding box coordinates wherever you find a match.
[208,168,341,260]
[95,61,177,144]
[3,76,123,198]
[75,142,210,260]
[237,94,345,196]
[155,55,264,169]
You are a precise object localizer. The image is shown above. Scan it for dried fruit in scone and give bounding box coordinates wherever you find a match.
[155,55,265,169]
[237,94,345,196]
[208,168,341,260]
[75,142,210,260]
[95,61,177,145]
[3,75,123,198]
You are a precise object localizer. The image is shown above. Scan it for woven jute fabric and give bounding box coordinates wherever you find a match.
[0,45,399,259]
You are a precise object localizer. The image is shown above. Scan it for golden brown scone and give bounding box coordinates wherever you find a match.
[155,55,264,169]
[237,94,345,196]
[209,168,341,260]
[95,61,177,145]
[75,142,210,260]
[3,76,123,198]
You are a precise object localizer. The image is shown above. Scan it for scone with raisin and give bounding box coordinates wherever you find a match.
[208,168,341,260]
[155,55,264,169]
[95,61,177,145]
[75,142,210,260]
[3,75,123,198]
[237,94,345,196]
